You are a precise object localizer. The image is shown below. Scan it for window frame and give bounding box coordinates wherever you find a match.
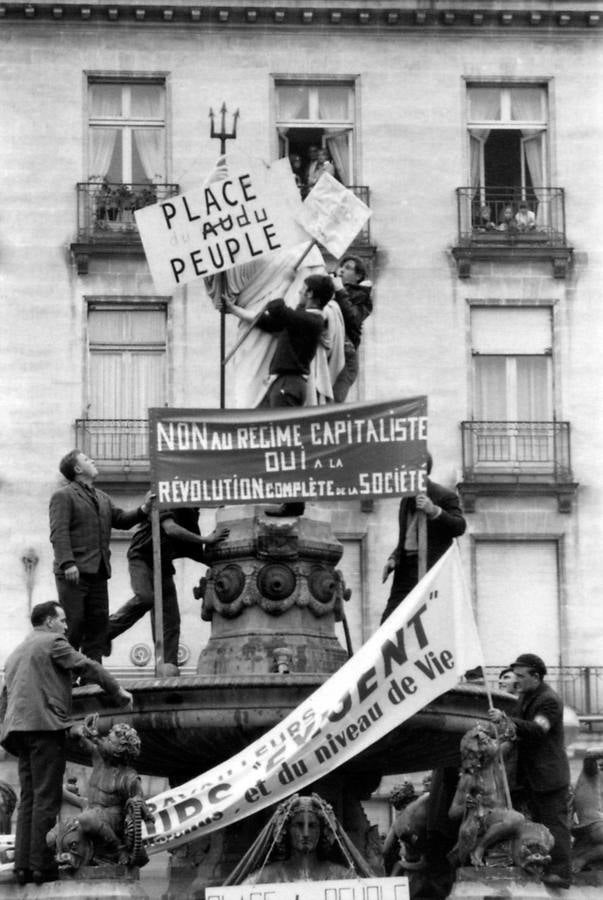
[86,75,168,185]
[272,75,359,184]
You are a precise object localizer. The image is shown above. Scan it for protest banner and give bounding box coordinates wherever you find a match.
[135,157,308,292]
[148,396,427,508]
[297,172,372,259]
[210,879,409,900]
[142,543,483,852]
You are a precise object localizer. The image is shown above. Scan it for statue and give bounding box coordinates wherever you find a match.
[48,715,152,874]
[448,719,553,877]
[383,780,430,875]
[0,781,16,836]
[224,793,374,885]
[572,749,603,873]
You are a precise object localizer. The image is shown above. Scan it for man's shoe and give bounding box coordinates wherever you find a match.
[14,868,31,885]
[542,873,571,889]
[31,866,59,885]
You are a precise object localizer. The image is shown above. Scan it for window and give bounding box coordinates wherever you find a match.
[88,79,166,185]
[471,306,554,470]
[472,307,553,420]
[86,303,167,460]
[467,84,548,225]
[474,540,560,666]
[275,80,355,187]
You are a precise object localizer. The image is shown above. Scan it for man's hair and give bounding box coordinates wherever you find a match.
[31,601,62,627]
[304,274,334,309]
[340,255,366,283]
[59,449,82,482]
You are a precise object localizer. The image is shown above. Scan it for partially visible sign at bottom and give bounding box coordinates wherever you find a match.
[209,877,410,900]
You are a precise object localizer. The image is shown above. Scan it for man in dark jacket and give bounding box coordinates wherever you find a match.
[331,255,373,403]
[490,652,571,889]
[225,273,332,409]
[49,449,153,661]
[107,508,229,673]
[381,454,466,622]
[0,601,131,884]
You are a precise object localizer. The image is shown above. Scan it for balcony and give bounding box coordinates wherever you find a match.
[70,181,179,275]
[458,421,578,512]
[74,419,149,484]
[451,187,573,278]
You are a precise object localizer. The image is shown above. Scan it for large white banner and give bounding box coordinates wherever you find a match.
[135,158,309,292]
[143,544,482,853]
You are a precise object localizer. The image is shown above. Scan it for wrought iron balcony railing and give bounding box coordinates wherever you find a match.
[461,421,573,482]
[75,181,180,242]
[452,187,572,278]
[455,187,567,246]
[75,419,149,465]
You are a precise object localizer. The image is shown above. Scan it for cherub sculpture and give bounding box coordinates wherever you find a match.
[48,715,152,874]
[572,748,603,873]
[448,717,553,876]
[382,780,429,875]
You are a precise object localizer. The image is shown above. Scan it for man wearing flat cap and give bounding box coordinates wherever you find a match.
[489,652,571,889]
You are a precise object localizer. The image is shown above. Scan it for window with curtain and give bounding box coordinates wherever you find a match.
[87,303,167,459]
[474,540,560,666]
[471,306,555,469]
[88,80,166,185]
[467,84,548,226]
[275,81,355,187]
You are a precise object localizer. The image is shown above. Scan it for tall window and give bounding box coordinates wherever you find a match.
[475,540,560,665]
[87,303,167,458]
[88,79,166,185]
[275,81,355,185]
[471,306,554,469]
[467,84,548,223]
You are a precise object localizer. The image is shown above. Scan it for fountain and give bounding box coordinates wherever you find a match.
[64,504,514,897]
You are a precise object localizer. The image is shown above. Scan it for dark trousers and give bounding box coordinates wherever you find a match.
[55,573,109,662]
[260,374,307,408]
[332,340,359,403]
[14,731,65,872]
[527,786,572,880]
[381,555,419,623]
[108,557,181,666]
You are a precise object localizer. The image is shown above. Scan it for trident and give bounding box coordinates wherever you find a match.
[209,102,239,407]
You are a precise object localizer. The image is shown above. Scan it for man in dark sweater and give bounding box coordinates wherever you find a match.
[225,274,333,408]
[489,653,571,889]
[331,255,373,402]
[107,508,229,673]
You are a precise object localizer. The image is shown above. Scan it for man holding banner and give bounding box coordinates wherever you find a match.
[381,454,466,622]
[224,274,333,409]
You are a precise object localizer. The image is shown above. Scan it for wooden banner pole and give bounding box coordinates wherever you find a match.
[151,504,165,675]
[417,510,428,581]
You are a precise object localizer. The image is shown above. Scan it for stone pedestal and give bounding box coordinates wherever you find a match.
[0,869,148,899]
[197,505,348,675]
[449,866,603,899]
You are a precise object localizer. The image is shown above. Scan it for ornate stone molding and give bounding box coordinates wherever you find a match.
[1,3,601,30]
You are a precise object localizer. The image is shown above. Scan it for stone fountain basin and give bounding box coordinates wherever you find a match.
[69,678,515,783]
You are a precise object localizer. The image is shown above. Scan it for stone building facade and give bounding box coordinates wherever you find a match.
[0,0,602,698]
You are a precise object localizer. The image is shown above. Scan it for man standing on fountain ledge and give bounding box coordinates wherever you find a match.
[106,507,229,675]
[380,453,466,622]
[225,273,334,517]
[0,601,132,886]
[489,653,572,890]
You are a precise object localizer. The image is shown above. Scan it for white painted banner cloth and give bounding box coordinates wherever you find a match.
[143,544,482,853]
